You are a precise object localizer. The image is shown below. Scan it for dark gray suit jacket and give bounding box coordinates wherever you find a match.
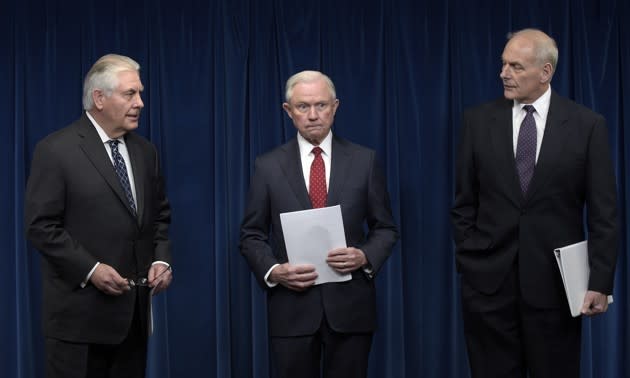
[452,91,618,309]
[240,135,398,337]
[25,114,171,344]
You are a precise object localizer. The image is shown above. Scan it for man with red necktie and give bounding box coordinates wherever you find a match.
[240,70,398,378]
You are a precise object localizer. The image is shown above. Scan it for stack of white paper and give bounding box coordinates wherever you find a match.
[554,240,613,317]
[280,205,352,285]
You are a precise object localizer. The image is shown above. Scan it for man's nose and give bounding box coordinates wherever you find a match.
[307,106,318,120]
[500,65,510,79]
[135,94,144,108]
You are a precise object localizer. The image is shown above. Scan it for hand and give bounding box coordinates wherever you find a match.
[326,247,367,273]
[581,290,609,316]
[148,264,173,295]
[269,263,317,292]
[90,263,130,296]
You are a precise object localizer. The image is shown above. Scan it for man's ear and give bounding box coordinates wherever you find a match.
[93,90,105,110]
[540,63,553,84]
[282,102,293,119]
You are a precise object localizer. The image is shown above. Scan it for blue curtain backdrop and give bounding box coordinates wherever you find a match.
[2,0,629,377]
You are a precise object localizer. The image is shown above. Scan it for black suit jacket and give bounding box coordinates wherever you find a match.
[25,114,171,344]
[240,135,398,337]
[451,91,618,309]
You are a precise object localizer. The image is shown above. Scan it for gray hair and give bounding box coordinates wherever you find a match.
[82,54,140,110]
[507,29,558,73]
[285,70,336,102]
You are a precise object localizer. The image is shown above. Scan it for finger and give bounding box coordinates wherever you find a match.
[581,297,593,314]
[288,272,317,285]
[107,285,124,295]
[153,274,172,291]
[289,279,316,291]
[327,249,349,258]
[293,264,317,273]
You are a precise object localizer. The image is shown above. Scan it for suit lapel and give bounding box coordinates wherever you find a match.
[278,139,312,209]
[327,136,351,206]
[125,134,145,224]
[490,99,524,205]
[76,115,138,220]
[524,91,570,202]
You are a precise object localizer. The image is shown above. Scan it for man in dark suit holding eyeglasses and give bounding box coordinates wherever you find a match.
[25,54,172,378]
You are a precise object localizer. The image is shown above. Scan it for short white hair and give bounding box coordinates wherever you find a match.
[285,70,336,102]
[507,29,558,73]
[82,54,140,110]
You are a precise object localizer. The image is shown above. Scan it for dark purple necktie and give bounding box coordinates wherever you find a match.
[515,105,537,193]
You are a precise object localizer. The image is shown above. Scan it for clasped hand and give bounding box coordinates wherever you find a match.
[89,263,172,296]
[270,247,367,291]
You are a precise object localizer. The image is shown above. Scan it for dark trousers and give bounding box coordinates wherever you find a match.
[460,265,582,378]
[270,316,373,378]
[45,299,147,378]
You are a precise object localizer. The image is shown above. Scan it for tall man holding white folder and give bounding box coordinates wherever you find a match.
[451,29,619,377]
[240,70,398,378]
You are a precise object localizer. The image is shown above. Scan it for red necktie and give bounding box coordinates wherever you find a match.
[309,147,327,208]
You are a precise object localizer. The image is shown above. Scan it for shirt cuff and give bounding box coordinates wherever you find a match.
[81,262,100,288]
[362,260,374,279]
[152,261,171,269]
[264,264,280,288]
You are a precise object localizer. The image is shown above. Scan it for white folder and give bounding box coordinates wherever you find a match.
[554,240,613,317]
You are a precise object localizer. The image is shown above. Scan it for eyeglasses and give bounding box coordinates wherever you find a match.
[127,265,171,287]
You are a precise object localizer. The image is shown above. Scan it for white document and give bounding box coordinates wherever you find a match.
[554,240,613,317]
[280,205,352,285]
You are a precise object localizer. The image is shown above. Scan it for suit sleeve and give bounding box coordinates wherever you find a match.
[239,157,280,287]
[24,140,97,285]
[357,151,399,276]
[585,116,618,294]
[451,111,480,248]
[150,144,172,263]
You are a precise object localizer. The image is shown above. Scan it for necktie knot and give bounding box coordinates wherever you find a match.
[522,104,536,115]
[312,146,323,156]
[309,146,326,208]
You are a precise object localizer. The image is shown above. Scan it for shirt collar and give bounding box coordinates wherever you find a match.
[514,85,551,119]
[297,130,333,157]
[85,111,125,145]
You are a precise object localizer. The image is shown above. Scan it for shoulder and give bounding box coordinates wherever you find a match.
[125,131,158,152]
[463,97,510,120]
[551,93,605,123]
[254,138,297,165]
[333,135,374,157]
[33,116,86,153]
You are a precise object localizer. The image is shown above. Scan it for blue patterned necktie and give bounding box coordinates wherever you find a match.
[515,105,537,193]
[107,140,137,216]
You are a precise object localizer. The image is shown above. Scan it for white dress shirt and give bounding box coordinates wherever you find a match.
[512,85,552,162]
[264,131,334,287]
